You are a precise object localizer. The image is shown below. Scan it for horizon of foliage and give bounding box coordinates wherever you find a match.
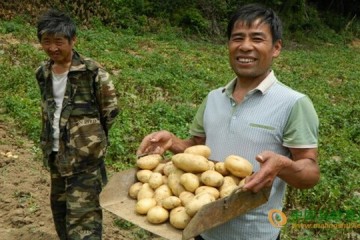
[1,0,360,45]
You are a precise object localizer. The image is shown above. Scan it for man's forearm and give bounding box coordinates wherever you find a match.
[278,158,320,189]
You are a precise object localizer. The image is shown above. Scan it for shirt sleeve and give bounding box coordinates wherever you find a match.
[189,96,208,137]
[95,68,120,133]
[283,96,319,148]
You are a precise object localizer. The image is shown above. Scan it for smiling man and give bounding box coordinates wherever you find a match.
[137,3,319,240]
[35,9,119,240]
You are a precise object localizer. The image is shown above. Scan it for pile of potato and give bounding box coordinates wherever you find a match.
[128,145,253,230]
[0,151,19,159]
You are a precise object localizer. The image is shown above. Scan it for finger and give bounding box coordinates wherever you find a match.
[244,179,265,193]
[153,146,163,154]
[162,141,172,153]
[149,136,158,142]
[136,140,148,155]
[242,174,256,190]
[149,132,163,143]
[244,176,251,184]
[243,172,265,192]
[256,154,266,163]
[136,134,155,154]
[136,142,147,155]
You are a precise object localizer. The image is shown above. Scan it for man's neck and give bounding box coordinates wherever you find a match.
[52,51,73,74]
[232,71,271,103]
[52,62,71,74]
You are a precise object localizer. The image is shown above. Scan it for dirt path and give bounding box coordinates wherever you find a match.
[0,118,156,240]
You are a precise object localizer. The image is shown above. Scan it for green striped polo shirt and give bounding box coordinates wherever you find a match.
[189,71,319,240]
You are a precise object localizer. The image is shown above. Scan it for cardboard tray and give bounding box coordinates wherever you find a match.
[100,168,271,240]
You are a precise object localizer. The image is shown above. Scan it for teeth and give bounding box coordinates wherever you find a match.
[237,58,254,63]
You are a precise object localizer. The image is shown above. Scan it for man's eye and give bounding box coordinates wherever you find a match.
[232,37,243,41]
[253,38,264,42]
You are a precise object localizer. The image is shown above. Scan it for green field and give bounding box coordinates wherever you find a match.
[0,18,359,239]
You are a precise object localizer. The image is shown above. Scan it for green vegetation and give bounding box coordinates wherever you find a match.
[0,14,359,239]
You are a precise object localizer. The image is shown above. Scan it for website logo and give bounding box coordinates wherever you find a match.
[268,209,287,228]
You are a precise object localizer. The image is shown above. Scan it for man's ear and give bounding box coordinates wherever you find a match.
[71,36,77,46]
[272,39,282,58]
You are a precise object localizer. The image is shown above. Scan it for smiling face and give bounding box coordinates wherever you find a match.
[228,18,282,83]
[40,33,75,65]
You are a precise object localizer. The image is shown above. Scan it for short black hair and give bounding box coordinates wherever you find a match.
[227,3,283,43]
[37,9,76,42]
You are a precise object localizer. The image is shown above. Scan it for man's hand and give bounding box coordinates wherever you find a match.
[243,151,289,193]
[136,130,173,156]
[243,148,319,192]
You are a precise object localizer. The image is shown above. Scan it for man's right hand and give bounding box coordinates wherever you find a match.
[136,130,173,156]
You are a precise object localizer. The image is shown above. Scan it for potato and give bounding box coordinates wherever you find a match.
[135,198,157,215]
[221,176,237,188]
[195,186,220,199]
[238,178,246,188]
[200,170,224,188]
[167,169,186,197]
[219,176,239,198]
[163,161,176,176]
[170,206,192,229]
[162,175,168,184]
[161,196,182,210]
[154,184,173,204]
[148,172,164,189]
[185,192,215,217]
[128,182,143,199]
[171,153,210,173]
[136,169,153,183]
[147,206,169,224]
[184,145,211,158]
[220,185,238,198]
[207,160,215,170]
[137,183,155,200]
[179,191,195,206]
[228,175,241,185]
[136,154,162,170]
[215,162,230,176]
[180,173,200,192]
[153,162,166,174]
[224,155,253,178]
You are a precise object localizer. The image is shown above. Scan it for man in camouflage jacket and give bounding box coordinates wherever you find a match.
[35,9,119,240]
[36,50,119,176]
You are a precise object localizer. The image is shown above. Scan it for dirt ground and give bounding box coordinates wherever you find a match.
[0,118,161,240]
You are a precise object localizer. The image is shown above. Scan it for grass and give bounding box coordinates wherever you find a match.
[0,17,359,239]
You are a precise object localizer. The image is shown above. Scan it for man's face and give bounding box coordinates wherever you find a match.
[40,33,75,64]
[228,19,281,82]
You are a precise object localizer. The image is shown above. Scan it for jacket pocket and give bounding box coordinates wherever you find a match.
[66,116,107,169]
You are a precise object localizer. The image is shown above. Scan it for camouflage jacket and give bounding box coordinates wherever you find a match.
[35,50,119,176]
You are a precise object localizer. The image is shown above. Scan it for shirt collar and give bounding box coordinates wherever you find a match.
[222,70,277,97]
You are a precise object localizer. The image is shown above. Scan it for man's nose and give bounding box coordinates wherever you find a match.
[239,38,253,51]
[49,44,58,51]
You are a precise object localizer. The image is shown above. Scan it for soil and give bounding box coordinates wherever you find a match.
[0,118,162,240]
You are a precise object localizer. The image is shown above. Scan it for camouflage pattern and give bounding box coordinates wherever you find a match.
[35,50,119,176]
[49,153,103,240]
